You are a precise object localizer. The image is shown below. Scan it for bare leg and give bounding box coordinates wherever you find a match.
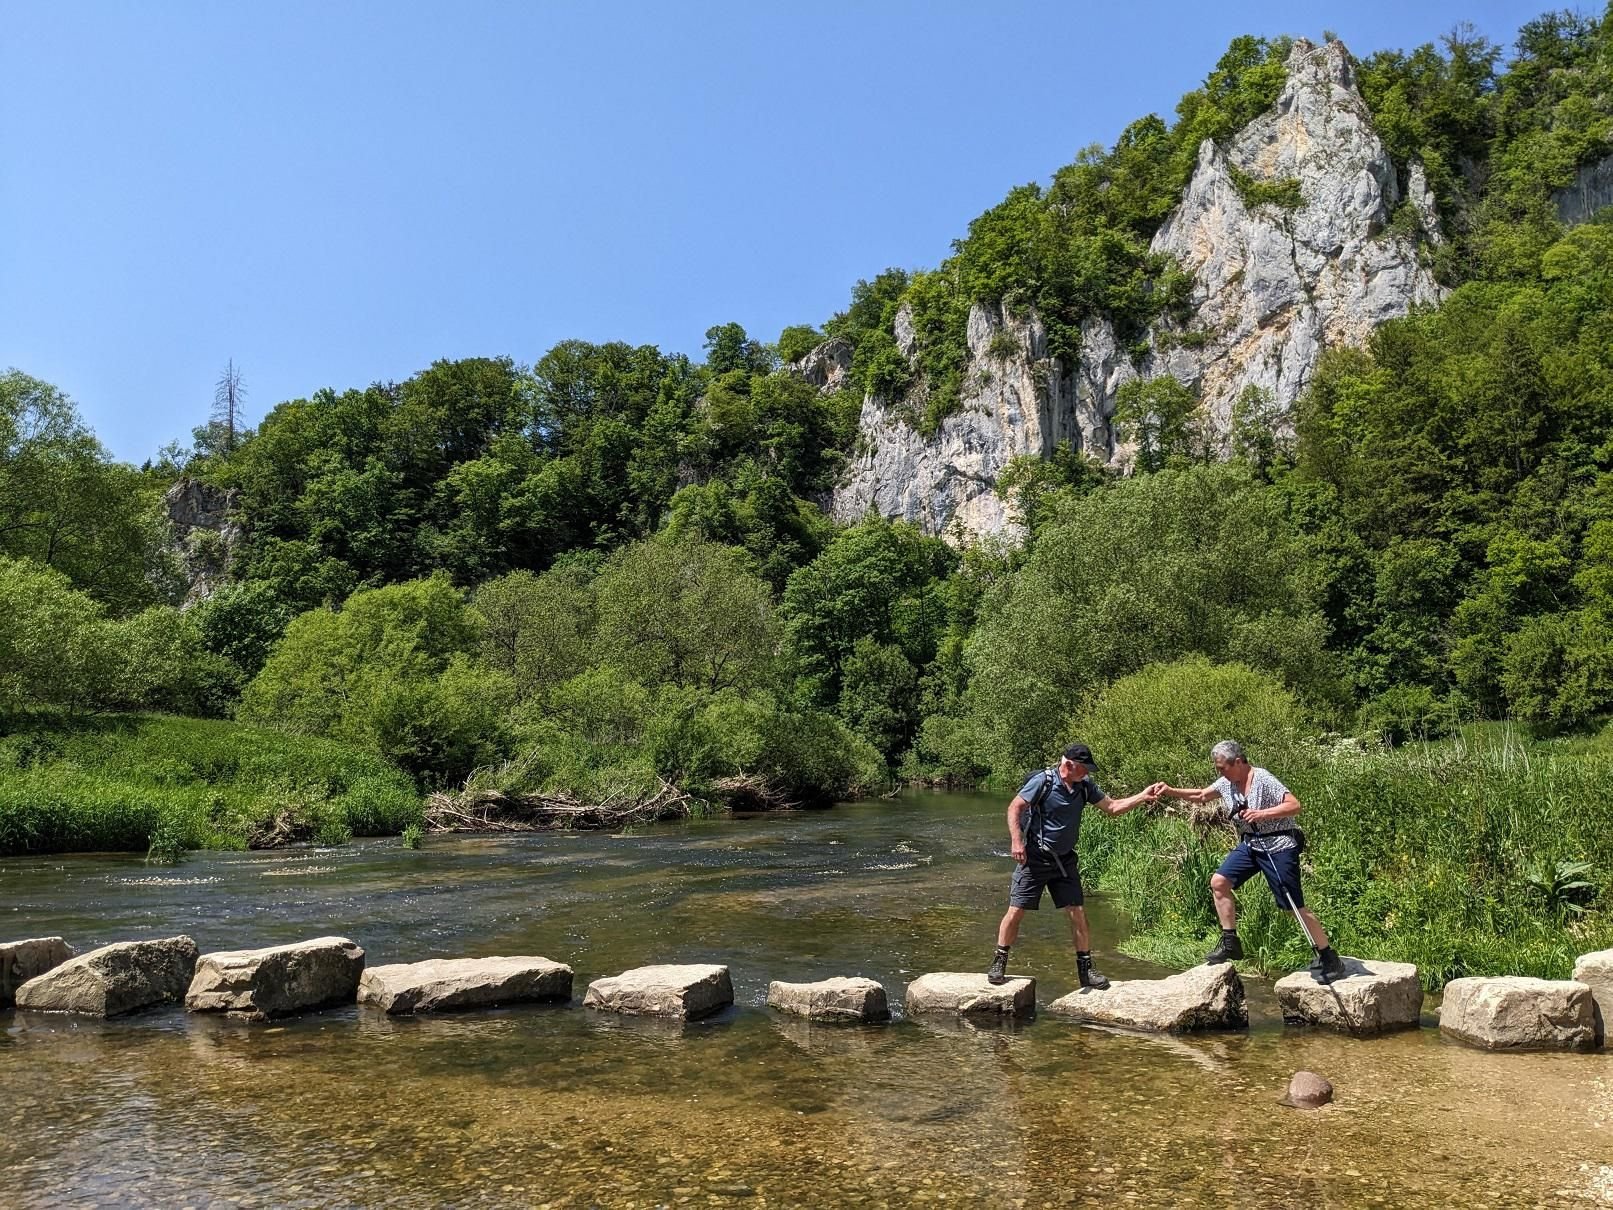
[1063,905,1091,951]
[1297,907,1331,949]
[1210,873,1239,930]
[996,906,1026,948]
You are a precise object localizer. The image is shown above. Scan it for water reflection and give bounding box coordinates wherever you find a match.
[2,791,1611,1206]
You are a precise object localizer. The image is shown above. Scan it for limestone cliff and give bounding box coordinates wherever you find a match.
[163,478,241,604]
[831,38,1445,541]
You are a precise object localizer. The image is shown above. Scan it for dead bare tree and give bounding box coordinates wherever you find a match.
[212,359,246,453]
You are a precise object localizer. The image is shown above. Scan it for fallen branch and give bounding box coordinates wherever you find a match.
[424,778,695,834]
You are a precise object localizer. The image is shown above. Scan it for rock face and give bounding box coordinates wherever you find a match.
[163,477,242,604]
[1273,957,1422,1035]
[1,937,75,1008]
[15,936,198,1017]
[1438,976,1596,1051]
[1555,152,1613,226]
[357,956,573,1015]
[583,964,734,1020]
[794,338,854,394]
[1279,1070,1334,1109]
[766,976,890,1024]
[1047,962,1246,1032]
[903,972,1036,1020]
[832,38,1444,542]
[1572,948,1613,1047]
[185,936,365,1020]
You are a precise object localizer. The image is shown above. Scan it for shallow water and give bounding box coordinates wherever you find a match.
[2,791,1610,1208]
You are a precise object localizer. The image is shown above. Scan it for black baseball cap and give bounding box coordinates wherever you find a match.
[1062,742,1098,768]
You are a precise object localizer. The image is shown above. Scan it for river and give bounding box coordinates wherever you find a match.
[2,790,1610,1207]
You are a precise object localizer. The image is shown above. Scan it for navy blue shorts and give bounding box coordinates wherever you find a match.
[1009,851,1084,909]
[1217,841,1304,908]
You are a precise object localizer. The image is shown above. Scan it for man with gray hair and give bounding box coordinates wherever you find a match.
[1150,740,1346,983]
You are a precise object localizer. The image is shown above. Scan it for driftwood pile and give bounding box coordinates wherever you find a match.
[424,779,695,834]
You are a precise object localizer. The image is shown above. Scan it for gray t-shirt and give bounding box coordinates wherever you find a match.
[1211,767,1297,853]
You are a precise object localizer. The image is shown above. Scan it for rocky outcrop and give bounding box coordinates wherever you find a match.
[1438,976,1596,1051]
[15,936,198,1016]
[1,937,74,1008]
[185,936,365,1020]
[1279,1070,1334,1109]
[832,38,1443,542]
[794,338,854,394]
[163,478,242,605]
[1147,39,1443,436]
[1570,949,1613,1047]
[1047,962,1246,1032]
[1554,152,1613,226]
[766,976,890,1024]
[358,956,573,1014]
[1273,957,1422,1035]
[903,972,1036,1020]
[583,963,734,1020]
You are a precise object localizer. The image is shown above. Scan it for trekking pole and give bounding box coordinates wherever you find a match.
[1247,840,1322,960]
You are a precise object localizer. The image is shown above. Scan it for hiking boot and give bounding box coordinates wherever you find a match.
[1077,951,1109,991]
[987,946,1010,985]
[1204,929,1244,965]
[1310,946,1348,985]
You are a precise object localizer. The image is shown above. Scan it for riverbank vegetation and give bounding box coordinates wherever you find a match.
[3,9,1613,984]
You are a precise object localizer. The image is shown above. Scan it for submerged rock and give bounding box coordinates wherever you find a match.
[1438,976,1595,1051]
[1047,962,1246,1032]
[15,936,198,1017]
[583,963,734,1020]
[1279,1070,1334,1109]
[766,976,890,1024]
[358,956,573,1014]
[903,973,1036,1020]
[185,936,365,1020]
[1274,957,1422,1035]
[1,936,75,1008]
[1572,948,1613,1048]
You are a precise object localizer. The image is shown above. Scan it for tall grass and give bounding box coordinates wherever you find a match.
[0,712,422,856]
[1081,724,1613,989]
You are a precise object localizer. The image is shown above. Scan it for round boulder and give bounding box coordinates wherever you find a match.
[1279,1070,1333,1109]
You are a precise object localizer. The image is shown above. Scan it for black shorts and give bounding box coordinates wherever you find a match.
[1009,851,1084,909]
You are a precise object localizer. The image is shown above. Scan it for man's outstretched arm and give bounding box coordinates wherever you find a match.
[1149,781,1221,805]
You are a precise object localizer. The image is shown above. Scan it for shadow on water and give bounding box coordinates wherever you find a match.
[3,789,1612,1207]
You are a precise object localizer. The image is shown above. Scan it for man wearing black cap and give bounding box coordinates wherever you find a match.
[986,742,1157,989]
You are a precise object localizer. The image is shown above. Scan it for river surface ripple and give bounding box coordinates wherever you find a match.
[2,791,1610,1208]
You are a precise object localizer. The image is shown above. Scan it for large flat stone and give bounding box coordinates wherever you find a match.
[15,936,198,1016]
[1,937,75,1008]
[766,976,890,1024]
[358,956,572,1014]
[903,973,1035,1020]
[1572,948,1613,1047]
[1048,962,1246,1032]
[583,964,733,1020]
[186,936,365,1020]
[1439,976,1595,1051]
[1274,957,1422,1035]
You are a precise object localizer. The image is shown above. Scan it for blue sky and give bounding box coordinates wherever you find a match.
[4,1,1554,462]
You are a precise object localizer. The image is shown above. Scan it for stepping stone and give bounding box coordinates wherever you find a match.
[1048,962,1246,1032]
[583,963,733,1020]
[1274,957,1421,1035]
[1,936,74,1008]
[1439,976,1595,1051]
[766,976,890,1024]
[903,972,1035,1020]
[186,936,365,1021]
[1572,948,1613,1047]
[15,936,198,1017]
[358,956,572,1014]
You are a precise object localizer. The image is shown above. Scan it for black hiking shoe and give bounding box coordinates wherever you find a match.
[987,946,1010,985]
[1077,951,1109,991]
[1204,929,1244,965]
[1310,947,1348,985]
